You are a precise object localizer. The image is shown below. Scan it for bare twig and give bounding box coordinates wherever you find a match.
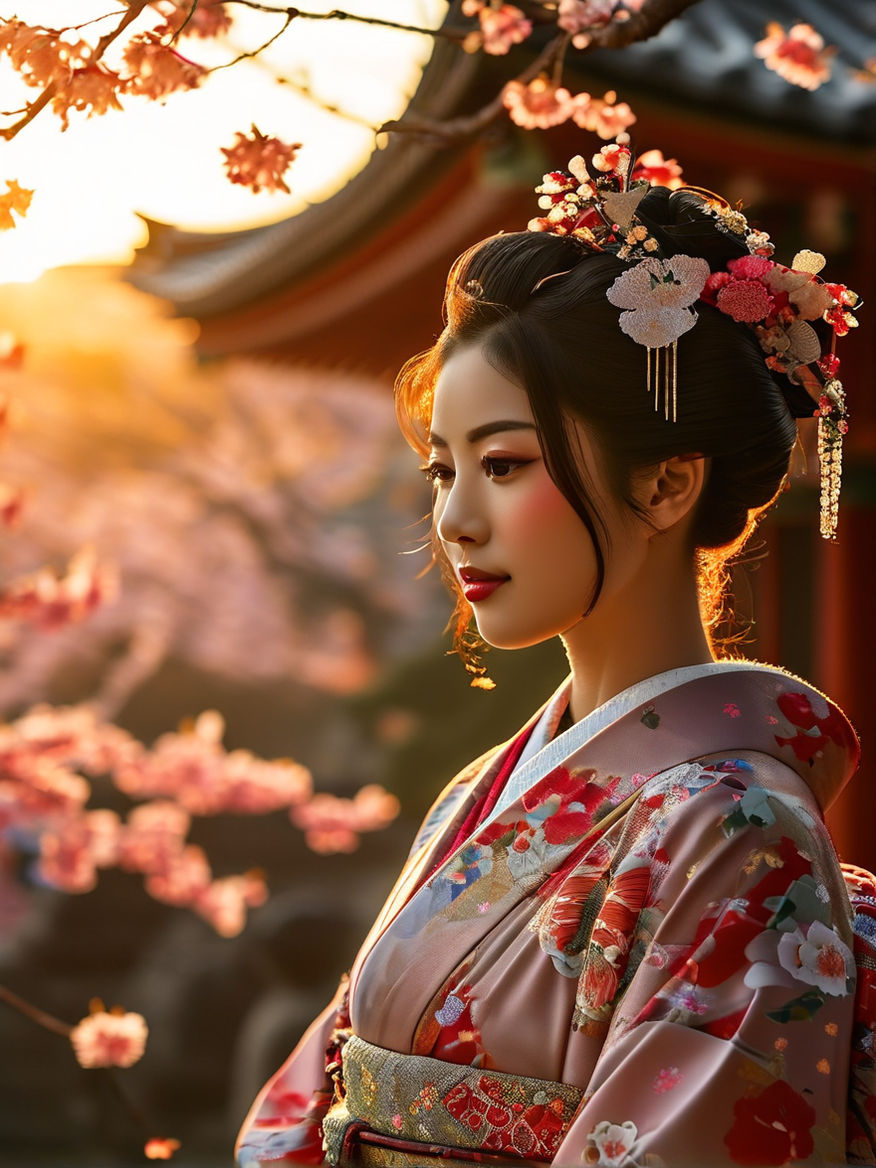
[220,1,470,41]
[0,982,72,1038]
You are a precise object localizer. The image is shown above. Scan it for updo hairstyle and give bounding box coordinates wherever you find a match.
[396,187,809,668]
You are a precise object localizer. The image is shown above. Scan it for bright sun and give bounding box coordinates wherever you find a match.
[0,0,447,283]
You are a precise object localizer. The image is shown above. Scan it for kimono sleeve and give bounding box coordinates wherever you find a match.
[236,979,349,1168]
[554,757,855,1168]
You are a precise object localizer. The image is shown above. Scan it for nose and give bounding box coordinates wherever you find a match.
[435,478,489,548]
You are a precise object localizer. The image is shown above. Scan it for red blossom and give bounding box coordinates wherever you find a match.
[221,125,301,194]
[716,279,775,323]
[631,149,683,189]
[754,22,834,91]
[724,1080,816,1164]
[69,1007,148,1069]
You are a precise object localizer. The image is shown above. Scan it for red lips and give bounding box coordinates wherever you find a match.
[459,567,509,603]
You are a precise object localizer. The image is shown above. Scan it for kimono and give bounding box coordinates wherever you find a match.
[237,662,876,1168]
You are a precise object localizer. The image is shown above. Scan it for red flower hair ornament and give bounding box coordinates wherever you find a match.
[528,144,860,540]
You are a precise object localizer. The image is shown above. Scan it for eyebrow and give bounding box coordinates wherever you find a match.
[428,420,537,447]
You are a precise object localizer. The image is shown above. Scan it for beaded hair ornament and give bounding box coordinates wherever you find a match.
[527,144,860,540]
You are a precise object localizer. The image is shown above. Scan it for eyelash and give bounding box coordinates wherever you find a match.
[419,456,531,484]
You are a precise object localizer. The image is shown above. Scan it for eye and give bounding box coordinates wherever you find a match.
[481,456,530,480]
[419,461,454,485]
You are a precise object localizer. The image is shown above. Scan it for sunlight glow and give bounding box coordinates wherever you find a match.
[0,1,448,283]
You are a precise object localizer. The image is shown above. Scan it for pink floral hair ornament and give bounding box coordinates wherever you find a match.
[527,144,861,539]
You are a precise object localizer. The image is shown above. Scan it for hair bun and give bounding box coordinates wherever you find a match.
[635,187,750,269]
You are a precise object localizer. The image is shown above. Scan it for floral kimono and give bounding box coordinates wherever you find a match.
[237,662,876,1167]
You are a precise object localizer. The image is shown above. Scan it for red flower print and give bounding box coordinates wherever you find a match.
[725,1080,815,1164]
[775,691,849,763]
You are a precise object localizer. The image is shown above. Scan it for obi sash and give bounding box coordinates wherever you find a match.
[323,1036,583,1167]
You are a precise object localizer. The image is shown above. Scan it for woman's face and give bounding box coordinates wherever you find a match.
[426,345,646,651]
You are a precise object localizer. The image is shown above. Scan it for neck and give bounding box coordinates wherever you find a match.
[561,540,714,722]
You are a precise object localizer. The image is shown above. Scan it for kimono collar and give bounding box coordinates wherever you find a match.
[506,660,858,818]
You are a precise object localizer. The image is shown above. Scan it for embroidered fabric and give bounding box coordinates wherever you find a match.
[323,1035,583,1166]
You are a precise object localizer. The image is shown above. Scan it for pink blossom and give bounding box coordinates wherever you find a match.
[571,90,636,140]
[558,0,618,49]
[463,2,532,55]
[0,546,117,630]
[290,784,398,854]
[70,1008,148,1069]
[193,871,267,937]
[38,819,99,893]
[144,843,211,906]
[652,1066,683,1093]
[502,78,574,129]
[754,22,834,91]
[119,801,191,872]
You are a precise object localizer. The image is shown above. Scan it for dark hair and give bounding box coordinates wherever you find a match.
[396,188,804,673]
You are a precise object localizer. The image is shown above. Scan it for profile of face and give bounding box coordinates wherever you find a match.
[426,345,653,652]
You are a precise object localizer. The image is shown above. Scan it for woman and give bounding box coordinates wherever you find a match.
[237,146,874,1167]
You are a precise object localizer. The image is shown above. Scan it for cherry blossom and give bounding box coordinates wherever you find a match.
[144,1138,181,1161]
[290,784,400,854]
[69,1007,148,1069]
[221,126,301,195]
[754,22,835,92]
[192,871,268,937]
[502,78,574,130]
[462,2,532,56]
[0,546,118,630]
[571,90,636,140]
[558,0,619,49]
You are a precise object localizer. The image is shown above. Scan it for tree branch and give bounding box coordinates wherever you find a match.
[587,0,703,49]
[378,32,567,141]
[0,0,151,141]
[0,982,72,1038]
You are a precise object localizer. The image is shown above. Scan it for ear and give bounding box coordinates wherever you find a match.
[638,454,706,534]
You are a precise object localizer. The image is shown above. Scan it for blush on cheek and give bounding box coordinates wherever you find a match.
[518,476,585,525]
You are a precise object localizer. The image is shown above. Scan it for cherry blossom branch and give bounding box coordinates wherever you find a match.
[587,0,703,48]
[0,981,72,1037]
[378,32,567,140]
[0,0,150,141]
[218,2,469,41]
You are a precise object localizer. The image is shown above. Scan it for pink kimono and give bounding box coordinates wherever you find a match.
[237,663,876,1167]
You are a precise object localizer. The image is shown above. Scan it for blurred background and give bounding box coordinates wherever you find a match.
[0,0,874,1163]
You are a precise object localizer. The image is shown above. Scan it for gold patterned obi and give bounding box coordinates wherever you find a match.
[322,1035,583,1167]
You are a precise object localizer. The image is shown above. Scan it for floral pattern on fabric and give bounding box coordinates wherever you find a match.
[238,667,875,1168]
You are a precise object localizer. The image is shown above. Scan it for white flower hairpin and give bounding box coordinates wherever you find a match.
[606,255,710,421]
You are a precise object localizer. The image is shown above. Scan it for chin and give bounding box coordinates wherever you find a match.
[475,623,560,652]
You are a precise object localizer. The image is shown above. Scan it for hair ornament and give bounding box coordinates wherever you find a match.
[527,144,861,539]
